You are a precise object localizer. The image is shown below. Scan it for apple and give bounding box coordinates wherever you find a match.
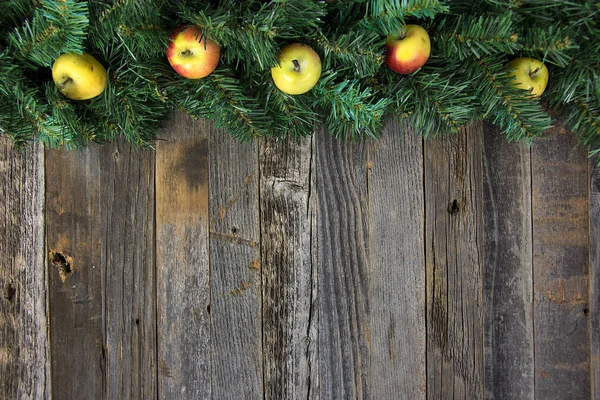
[52,53,107,100]
[386,25,431,74]
[167,26,220,79]
[271,43,321,95]
[506,57,549,98]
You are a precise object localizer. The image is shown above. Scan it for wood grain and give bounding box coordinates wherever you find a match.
[0,139,49,399]
[316,130,370,399]
[156,112,211,399]
[209,126,262,398]
[99,141,156,399]
[425,124,485,399]
[367,123,426,399]
[482,123,534,400]
[260,135,317,400]
[591,155,600,400]
[531,128,590,399]
[46,145,105,399]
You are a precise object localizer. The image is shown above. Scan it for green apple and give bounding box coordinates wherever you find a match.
[386,25,431,74]
[167,26,220,79]
[506,57,549,98]
[271,43,321,95]
[52,53,107,100]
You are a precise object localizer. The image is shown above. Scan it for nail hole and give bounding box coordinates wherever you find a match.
[206,304,211,314]
[50,251,73,282]
[448,199,460,214]
[231,227,238,234]
[584,307,590,316]
[4,283,16,303]
[135,318,140,325]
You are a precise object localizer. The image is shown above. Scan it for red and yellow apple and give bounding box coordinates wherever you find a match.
[167,26,220,79]
[271,43,321,95]
[52,53,107,100]
[386,25,431,74]
[506,57,549,98]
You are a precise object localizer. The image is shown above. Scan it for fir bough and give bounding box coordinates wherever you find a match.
[0,0,599,159]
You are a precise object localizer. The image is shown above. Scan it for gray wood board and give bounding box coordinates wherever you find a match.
[531,128,590,399]
[425,124,485,399]
[367,123,426,399]
[316,130,370,399]
[260,136,317,400]
[482,123,535,400]
[591,155,600,400]
[0,139,49,399]
[45,146,105,399]
[156,112,211,399]
[209,126,263,398]
[99,141,156,399]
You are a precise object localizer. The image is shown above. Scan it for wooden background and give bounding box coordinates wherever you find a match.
[1,113,598,399]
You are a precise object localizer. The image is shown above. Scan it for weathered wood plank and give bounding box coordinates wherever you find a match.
[156,112,211,399]
[367,123,426,399]
[591,155,600,400]
[425,124,485,399]
[260,136,317,400]
[531,128,590,399]
[99,141,156,399]
[0,139,49,399]
[316,130,370,399]
[482,123,534,400]
[209,126,262,398]
[46,146,104,398]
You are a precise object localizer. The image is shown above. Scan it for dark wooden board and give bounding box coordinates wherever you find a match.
[0,139,49,399]
[155,112,211,399]
[209,126,263,398]
[316,130,370,399]
[260,136,317,399]
[425,124,485,399]
[99,141,156,399]
[591,156,600,399]
[367,123,426,399]
[482,123,534,400]
[45,145,105,399]
[531,128,590,399]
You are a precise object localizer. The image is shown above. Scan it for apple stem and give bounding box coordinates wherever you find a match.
[58,77,73,90]
[292,59,300,72]
[530,67,541,77]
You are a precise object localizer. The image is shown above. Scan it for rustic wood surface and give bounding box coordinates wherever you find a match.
[482,123,534,400]
[591,155,600,399]
[0,139,49,399]
[425,123,484,399]
[1,113,597,400]
[531,128,590,399]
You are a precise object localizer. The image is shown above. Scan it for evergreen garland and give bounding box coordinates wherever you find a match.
[0,0,599,157]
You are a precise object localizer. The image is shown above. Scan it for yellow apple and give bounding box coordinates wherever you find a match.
[386,25,431,74]
[506,57,549,98]
[52,53,107,100]
[167,26,220,79]
[271,43,321,95]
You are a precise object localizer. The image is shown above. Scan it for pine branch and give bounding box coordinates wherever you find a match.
[257,72,319,138]
[363,0,448,36]
[312,72,392,140]
[433,14,520,60]
[9,0,88,67]
[180,0,327,71]
[382,59,479,136]
[521,24,577,67]
[314,29,384,78]
[166,68,272,140]
[468,55,552,142]
[89,0,167,61]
